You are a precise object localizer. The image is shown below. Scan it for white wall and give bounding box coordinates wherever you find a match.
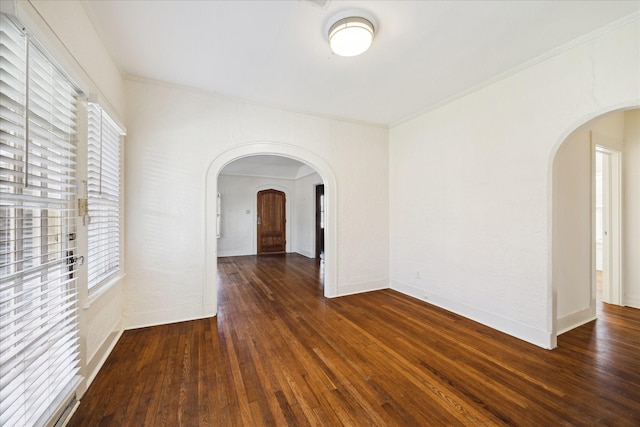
[124,78,389,328]
[217,175,295,257]
[389,17,639,349]
[553,126,593,327]
[1,0,127,394]
[624,110,640,308]
[294,173,323,258]
[217,171,323,258]
[553,112,626,334]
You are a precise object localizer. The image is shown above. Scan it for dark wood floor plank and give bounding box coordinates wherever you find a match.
[68,254,640,426]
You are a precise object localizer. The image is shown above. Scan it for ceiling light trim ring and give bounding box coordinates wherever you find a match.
[328,16,375,57]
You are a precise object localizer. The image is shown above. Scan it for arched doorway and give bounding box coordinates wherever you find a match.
[550,107,639,342]
[204,143,338,316]
[216,155,320,257]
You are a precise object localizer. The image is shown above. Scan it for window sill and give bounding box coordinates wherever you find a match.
[84,273,126,310]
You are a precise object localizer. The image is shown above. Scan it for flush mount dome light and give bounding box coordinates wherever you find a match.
[328,16,375,57]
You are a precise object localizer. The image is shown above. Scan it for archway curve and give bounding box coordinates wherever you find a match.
[547,102,639,348]
[203,142,338,316]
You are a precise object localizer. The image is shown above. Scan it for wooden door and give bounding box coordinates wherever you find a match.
[257,189,286,253]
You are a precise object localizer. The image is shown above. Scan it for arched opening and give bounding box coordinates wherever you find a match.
[216,156,321,257]
[550,107,639,343]
[203,143,338,317]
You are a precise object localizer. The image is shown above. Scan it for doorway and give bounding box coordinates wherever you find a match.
[205,143,339,316]
[315,184,325,259]
[552,111,632,341]
[594,144,622,306]
[257,189,286,254]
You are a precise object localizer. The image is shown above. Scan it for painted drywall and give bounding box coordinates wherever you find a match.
[553,111,626,333]
[294,173,324,258]
[217,175,295,257]
[1,0,127,395]
[389,17,639,348]
[124,78,389,328]
[553,126,593,328]
[624,110,640,308]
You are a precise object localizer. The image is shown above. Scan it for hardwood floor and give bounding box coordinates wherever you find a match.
[68,254,640,426]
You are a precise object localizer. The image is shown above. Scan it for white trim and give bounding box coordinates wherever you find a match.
[217,250,255,258]
[391,280,555,349]
[625,296,640,308]
[295,250,315,259]
[557,307,596,335]
[87,94,127,135]
[84,328,124,391]
[61,399,81,427]
[84,273,125,309]
[323,9,378,43]
[389,279,423,300]
[41,377,81,427]
[337,279,388,297]
[124,308,213,331]
[425,292,554,349]
[204,142,339,320]
[547,102,640,348]
[595,141,623,306]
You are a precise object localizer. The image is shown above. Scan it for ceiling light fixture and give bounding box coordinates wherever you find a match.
[328,16,375,57]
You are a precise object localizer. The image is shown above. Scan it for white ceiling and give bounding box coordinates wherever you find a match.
[83,0,639,126]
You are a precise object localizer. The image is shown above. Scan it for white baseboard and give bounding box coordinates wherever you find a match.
[124,306,215,330]
[390,279,554,349]
[557,306,596,335]
[217,250,253,258]
[218,250,313,258]
[625,295,640,309]
[85,327,124,390]
[389,279,423,300]
[336,279,389,297]
[295,250,316,259]
[82,308,214,395]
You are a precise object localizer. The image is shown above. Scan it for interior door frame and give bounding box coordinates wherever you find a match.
[206,143,339,317]
[592,134,623,307]
[315,184,325,258]
[252,184,291,255]
[257,188,286,254]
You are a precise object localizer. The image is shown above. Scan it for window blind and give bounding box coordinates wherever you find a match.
[1,14,82,427]
[87,103,122,290]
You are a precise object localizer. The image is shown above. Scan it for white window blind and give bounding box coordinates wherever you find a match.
[1,14,82,427]
[87,103,122,290]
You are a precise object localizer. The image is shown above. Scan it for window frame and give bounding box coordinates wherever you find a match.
[0,13,83,426]
[86,102,124,292]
